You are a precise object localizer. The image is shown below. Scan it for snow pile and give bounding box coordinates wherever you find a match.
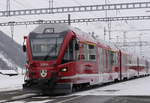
[0,74,24,92]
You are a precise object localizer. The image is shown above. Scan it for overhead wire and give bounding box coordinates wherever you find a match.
[12,0,37,20]
[71,0,104,37]
[71,0,100,19]
[4,0,31,42]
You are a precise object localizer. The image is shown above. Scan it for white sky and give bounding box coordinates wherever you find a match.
[0,0,150,57]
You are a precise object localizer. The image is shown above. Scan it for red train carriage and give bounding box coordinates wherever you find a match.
[22,24,150,94]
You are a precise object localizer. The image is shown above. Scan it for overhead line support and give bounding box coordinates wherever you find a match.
[0,15,150,26]
[0,2,150,17]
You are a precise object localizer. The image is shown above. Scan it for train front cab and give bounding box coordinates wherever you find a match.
[22,27,99,94]
[22,28,80,93]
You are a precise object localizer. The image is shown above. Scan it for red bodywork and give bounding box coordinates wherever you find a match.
[23,24,150,93]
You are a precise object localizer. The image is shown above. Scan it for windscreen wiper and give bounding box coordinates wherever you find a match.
[44,43,57,60]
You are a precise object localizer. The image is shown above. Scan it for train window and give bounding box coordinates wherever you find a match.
[77,43,96,61]
[129,59,132,64]
[113,53,118,65]
[122,55,127,67]
[89,55,96,61]
[77,43,88,61]
[88,45,95,49]
[31,37,64,61]
[41,44,49,52]
[78,54,85,60]
[43,28,55,34]
[62,39,75,63]
[107,51,114,72]
[83,44,88,61]
[73,40,80,60]
[88,44,96,61]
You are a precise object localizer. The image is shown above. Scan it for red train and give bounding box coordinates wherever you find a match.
[22,24,150,94]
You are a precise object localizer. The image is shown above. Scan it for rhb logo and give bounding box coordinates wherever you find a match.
[40,70,48,78]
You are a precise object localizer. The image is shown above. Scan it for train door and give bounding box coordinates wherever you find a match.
[122,54,128,79]
[62,39,76,64]
[85,44,97,72]
[75,42,98,85]
[112,51,120,81]
[108,51,113,73]
[98,48,108,83]
[119,50,122,80]
[98,47,104,83]
[145,60,149,74]
[107,50,114,81]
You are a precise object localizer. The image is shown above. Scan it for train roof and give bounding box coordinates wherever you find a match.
[33,23,72,33]
[32,24,120,52]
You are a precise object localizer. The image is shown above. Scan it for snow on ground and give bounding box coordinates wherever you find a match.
[0,74,24,92]
[0,73,150,96]
[74,76,150,96]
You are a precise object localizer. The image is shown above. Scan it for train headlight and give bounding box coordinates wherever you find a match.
[60,68,68,72]
[40,70,48,78]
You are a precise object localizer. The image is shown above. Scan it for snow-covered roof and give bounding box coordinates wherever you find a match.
[33,23,72,34]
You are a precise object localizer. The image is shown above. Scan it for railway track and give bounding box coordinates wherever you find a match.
[0,90,39,103]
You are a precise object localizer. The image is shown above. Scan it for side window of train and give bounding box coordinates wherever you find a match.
[63,39,76,63]
[77,43,85,60]
[88,44,96,61]
[83,44,88,61]
[76,43,96,61]
[73,40,80,60]
[78,43,90,61]
[111,51,118,65]
[122,54,127,66]
[109,51,114,65]
[129,56,132,64]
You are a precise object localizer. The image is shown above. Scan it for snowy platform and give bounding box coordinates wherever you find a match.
[0,70,18,76]
[0,75,150,96]
[0,74,24,92]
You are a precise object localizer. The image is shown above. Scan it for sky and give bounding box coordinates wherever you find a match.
[0,0,150,57]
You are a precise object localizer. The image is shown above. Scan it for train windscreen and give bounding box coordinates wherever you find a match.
[29,31,67,61]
